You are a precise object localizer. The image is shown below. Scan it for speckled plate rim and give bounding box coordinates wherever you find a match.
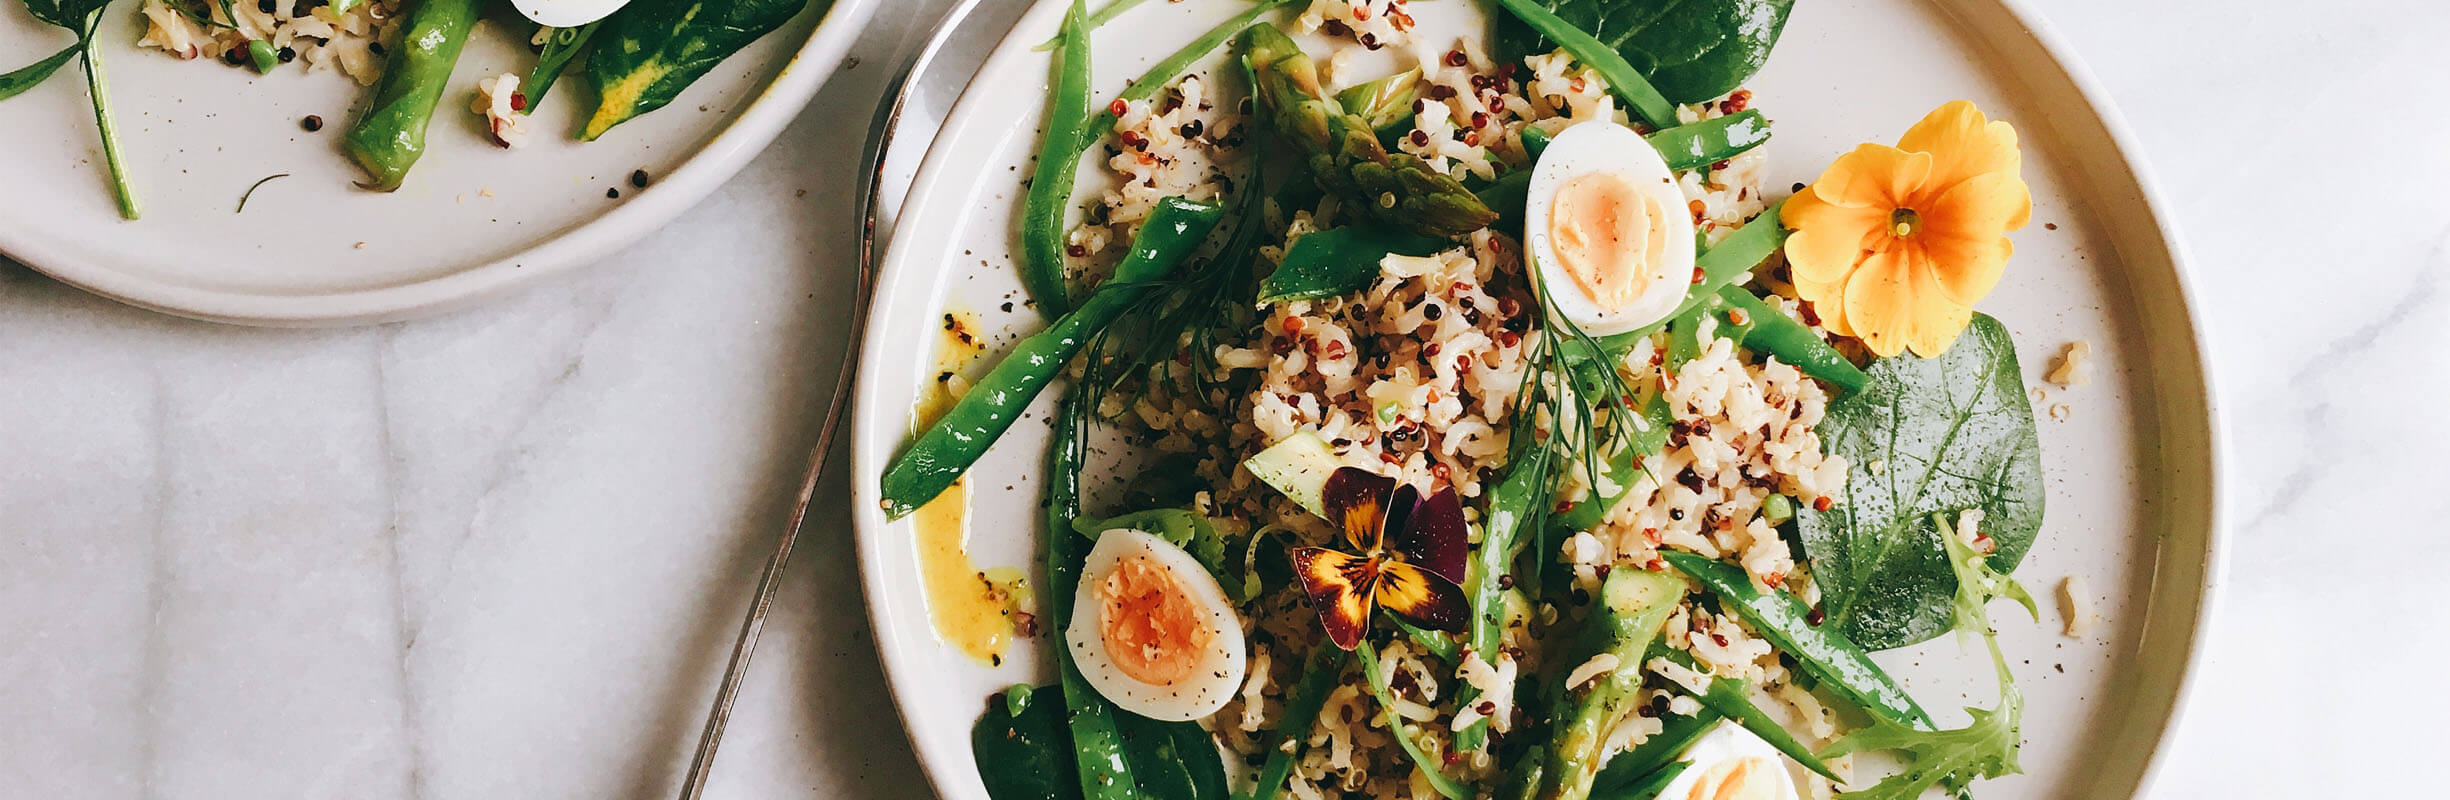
[0,0,877,327]
[851,0,2228,797]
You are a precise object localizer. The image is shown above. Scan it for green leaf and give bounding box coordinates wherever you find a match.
[971,685,1086,800]
[1797,314,2045,650]
[1494,0,1795,106]
[0,44,79,101]
[581,0,815,139]
[24,0,112,30]
[1816,514,2032,799]
[1114,712,1229,800]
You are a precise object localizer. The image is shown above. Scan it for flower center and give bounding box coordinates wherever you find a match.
[1889,207,1922,237]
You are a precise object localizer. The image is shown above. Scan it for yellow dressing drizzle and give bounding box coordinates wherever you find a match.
[909,307,1029,666]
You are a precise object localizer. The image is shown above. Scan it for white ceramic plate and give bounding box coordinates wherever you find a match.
[0,0,875,325]
[853,0,2223,797]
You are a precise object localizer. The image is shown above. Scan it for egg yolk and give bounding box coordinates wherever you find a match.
[1678,756,1785,800]
[1096,553,1212,686]
[1549,172,1670,310]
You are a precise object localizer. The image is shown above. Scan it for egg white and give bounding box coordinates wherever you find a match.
[511,0,633,28]
[1065,528,1248,722]
[1652,722,1804,800]
[1522,121,1698,337]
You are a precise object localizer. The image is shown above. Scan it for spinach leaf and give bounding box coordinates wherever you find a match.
[971,685,1084,800]
[1113,712,1229,800]
[580,0,815,140]
[1796,314,2044,650]
[1494,0,1795,106]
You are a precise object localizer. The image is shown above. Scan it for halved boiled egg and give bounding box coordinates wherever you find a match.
[1066,528,1247,721]
[1523,121,1699,337]
[1653,722,1805,800]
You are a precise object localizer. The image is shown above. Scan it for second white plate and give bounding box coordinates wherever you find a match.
[0,0,876,325]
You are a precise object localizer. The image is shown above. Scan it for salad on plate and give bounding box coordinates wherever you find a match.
[879,1,2057,798]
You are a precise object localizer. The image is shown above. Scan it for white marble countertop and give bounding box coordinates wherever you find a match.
[4,1,2444,797]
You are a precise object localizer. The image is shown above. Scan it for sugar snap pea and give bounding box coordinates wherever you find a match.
[1540,568,1683,800]
[1589,705,1721,795]
[342,0,479,191]
[1645,110,1772,172]
[1648,645,1840,780]
[1019,0,1095,320]
[1043,391,1136,800]
[1488,0,1677,129]
[1661,551,1933,729]
[1356,643,1471,800]
[1712,286,1869,394]
[880,197,1225,519]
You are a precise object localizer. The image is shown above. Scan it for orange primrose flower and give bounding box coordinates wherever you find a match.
[1782,100,2031,358]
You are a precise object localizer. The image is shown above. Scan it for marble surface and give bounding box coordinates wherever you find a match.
[2,1,2443,798]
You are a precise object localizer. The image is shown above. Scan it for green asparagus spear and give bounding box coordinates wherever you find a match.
[343,0,479,191]
[1541,568,1683,800]
[1238,24,1496,238]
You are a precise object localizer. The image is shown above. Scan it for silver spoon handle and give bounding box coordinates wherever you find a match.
[673,2,985,797]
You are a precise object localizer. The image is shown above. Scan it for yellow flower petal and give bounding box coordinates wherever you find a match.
[1838,247,1971,358]
[1897,100,2024,204]
[1782,184,1886,285]
[1915,170,2029,306]
[1807,144,1933,211]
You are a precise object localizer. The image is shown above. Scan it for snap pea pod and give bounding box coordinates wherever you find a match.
[1243,644,1350,800]
[1589,705,1722,795]
[879,197,1226,519]
[342,0,479,191]
[1355,644,1471,800]
[1488,0,1677,129]
[1044,391,1136,800]
[1393,617,1461,663]
[1073,0,1302,156]
[1646,110,1772,172]
[1548,397,1671,536]
[1648,646,1839,781]
[1540,568,1684,800]
[1453,448,1550,755]
[1660,551,1933,729]
[1712,286,1868,394]
[1021,0,1095,319]
[1254,225,1450,303]
[1665,305,1710,369]
[523,22,602,112]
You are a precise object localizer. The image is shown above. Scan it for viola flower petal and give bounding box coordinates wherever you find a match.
[1389,486,1468,584]
[1381,483,1420,555]
[1321,468,1397,553]
[1372,561,1469,633]
[1290,546,1379,650]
